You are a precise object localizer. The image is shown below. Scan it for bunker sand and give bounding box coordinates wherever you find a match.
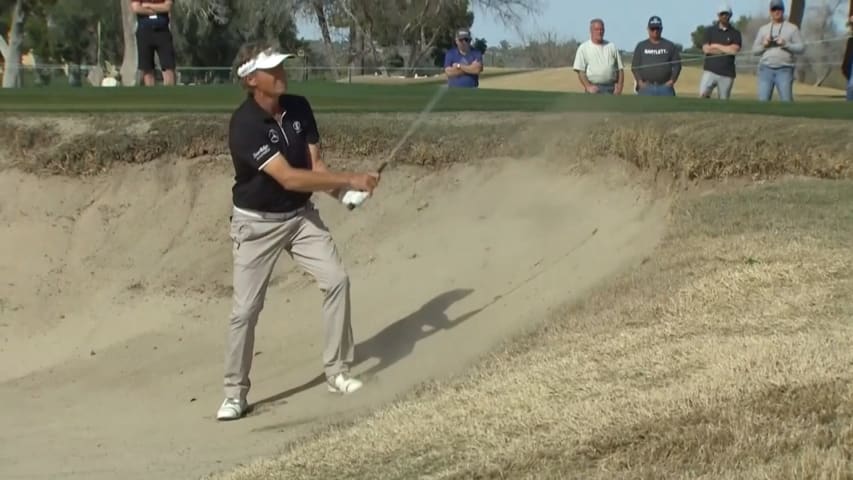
[0,147,668,479]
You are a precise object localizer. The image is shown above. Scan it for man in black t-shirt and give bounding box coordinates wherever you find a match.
[699,3,743,99]
[216,41,381,421]
[630,16,682,96]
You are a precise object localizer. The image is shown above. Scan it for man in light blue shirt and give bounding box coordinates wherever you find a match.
[444,28,483,88]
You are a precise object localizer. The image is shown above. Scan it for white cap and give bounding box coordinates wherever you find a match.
[237,49,295,78]
[718,1,732,14]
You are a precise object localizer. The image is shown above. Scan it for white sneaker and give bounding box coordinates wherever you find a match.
[327,372,363,394]
[216,397,247,421]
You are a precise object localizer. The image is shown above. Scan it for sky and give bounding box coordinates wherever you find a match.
[296,0,787,50]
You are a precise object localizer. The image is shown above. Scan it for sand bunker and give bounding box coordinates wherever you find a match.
[0,150,668,479]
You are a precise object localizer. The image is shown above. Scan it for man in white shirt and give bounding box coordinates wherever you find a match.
[573,18,624,94]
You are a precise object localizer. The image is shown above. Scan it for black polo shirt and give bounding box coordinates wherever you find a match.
[228,94,320,213]
[702,23,742,78]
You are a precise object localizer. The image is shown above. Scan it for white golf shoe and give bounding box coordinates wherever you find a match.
[216,397,248,421]
[327,372,363,394]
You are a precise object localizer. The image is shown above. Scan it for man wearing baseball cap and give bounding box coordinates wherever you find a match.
[216,41,380,421]
[751,0,805,102]
[443,28,484,88]
[699,2,743,100]
[630,16,682,96]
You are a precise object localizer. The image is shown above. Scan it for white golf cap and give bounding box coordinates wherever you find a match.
[237,49,295,78]
[718,1,733,14]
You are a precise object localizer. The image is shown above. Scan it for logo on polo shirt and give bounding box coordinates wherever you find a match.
[253,144,271,162]
[292,121,302,134]
[268,129,280,144]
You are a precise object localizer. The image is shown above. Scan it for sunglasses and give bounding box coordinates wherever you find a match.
[458,37,471,42]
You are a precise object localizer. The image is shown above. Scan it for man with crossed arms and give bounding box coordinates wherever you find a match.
[699,2,743,100]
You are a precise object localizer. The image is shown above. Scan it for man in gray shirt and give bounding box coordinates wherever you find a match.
[631,16,682,96]
[752,0,805,102]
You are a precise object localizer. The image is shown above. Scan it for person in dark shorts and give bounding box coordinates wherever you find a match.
[130,0,176,86]
[630,16,682,96]
[216,41,381,421]
[699,3,743,100]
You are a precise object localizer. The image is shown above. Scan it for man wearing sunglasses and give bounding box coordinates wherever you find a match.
[444,28,484,88]
[752,0,805,102]
[630,16,682,96]
[699,3,742,100]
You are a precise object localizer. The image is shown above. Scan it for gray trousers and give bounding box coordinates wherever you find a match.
[223,203,354,401]
[699,70,735,99]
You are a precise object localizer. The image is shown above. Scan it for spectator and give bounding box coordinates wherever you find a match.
[752,0,805,102]
[844,15,852,102]
[699,2,742,100]
[444,28,483,88]
[631,16,682,96]
[573,18,624,95]
[130,0,176,86]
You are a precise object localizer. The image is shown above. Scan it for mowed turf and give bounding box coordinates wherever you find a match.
[0,82,851,119]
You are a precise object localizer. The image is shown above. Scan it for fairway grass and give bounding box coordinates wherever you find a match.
[0,82,851,119]
[212,177,853,480]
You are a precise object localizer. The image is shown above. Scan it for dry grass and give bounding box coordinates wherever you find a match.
[209,178,853,480]
[1,113,851,183]
[578,114,853,181]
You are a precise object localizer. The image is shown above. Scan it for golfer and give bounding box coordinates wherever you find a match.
[217,41,380,421]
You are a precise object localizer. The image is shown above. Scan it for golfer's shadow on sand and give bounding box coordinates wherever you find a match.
[249,288,480,412]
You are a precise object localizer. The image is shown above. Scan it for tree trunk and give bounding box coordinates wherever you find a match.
[0,35,9,61]
[2,0,25,89]
[312,0,339,80]
[789,0,805,27]
[120,0,138,86]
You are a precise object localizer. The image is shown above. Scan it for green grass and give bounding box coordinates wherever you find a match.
[0,82,851,119]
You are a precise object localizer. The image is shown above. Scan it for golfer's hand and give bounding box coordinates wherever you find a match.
[585,85,598,93]
[348,172,380,194]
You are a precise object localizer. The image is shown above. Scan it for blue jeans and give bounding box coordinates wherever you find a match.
[637,83,675,96]
[757,64,794,102]
[847,61,852,102]
[590,83,615,94]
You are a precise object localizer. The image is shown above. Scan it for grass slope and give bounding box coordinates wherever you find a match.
[214,177,853,480]
[0,82,851,119]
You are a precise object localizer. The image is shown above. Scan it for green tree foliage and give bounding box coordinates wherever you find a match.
[173,0,306,71]
[23,0,121,65]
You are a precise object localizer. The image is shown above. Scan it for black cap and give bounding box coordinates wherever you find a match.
[648,16,663,28]
[456,28,471,39]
